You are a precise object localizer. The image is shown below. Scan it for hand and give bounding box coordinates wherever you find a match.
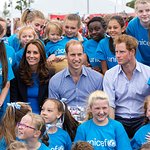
[145,132,150,142]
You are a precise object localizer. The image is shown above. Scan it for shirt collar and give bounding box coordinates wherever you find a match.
[117,61,141,74]
[65,66,88,77]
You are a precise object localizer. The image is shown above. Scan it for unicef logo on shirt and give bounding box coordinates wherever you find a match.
[107,140,116,147]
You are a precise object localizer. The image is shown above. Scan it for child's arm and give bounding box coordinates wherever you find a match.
[47,54,57,63]
[0,81,10,107]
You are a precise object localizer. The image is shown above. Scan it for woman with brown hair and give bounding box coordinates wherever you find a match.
[10,39,55,114]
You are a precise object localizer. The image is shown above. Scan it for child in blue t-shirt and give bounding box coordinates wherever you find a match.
[131,95,150,149]
[41,98,79,150]
[74,90,132,150]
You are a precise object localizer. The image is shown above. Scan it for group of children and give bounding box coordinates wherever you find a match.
[0,0,150,149]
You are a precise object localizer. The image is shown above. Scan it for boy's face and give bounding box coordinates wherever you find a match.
[136,3,150,24]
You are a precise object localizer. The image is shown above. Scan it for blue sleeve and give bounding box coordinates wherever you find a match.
[96,40,106,61]
[74,125,86,142]
[65,133,72,150]
[130,137,141,150]
[8,61,14,81]
[115,123,132,150]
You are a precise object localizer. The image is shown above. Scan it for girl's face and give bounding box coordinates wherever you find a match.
[17,114,37,140]
[146,102,150,119]
[20,29,35,47]
[63,19,79,38]
[26,43,40,69]
[29,17,45,36]
[41,100,62,124]
[107,19,125,39]
[90,100,109,125]
[88,21,105,42]
[136,3,150,25]
[48,28,61,43]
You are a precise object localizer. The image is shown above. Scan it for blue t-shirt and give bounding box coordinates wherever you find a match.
[5,43,16,66]
[0,137,7,150]
[45,39,66,56]
[131,123,150,150]
[27,73,40,114]
[84,39,101,69]
[15,47,24,66]
[126,17,150,66]
[38,143,49,150]
[96,37,117,69]
[74,118,132,150]
[8,34,21,52]
[63,36,88,45]
[48,127,72,150]
[0,61,14,119]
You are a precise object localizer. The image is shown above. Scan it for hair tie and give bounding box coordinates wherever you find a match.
[7,102,21,110]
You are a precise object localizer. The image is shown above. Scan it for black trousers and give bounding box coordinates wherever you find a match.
[115,115,145,139]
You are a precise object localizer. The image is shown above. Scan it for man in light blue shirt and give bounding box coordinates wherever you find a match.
[49,40,103,121]
[103,34,150,139]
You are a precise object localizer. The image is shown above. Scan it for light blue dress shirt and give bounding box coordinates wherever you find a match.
[48,66,103,121]
[103,61,150,118]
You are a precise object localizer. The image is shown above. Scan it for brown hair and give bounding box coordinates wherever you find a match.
[65,40,83,54]
[64,14,81,29]
[19,39,50,86]
[43,98,79,141]
[21,9,45,25]
[143,95,150,124]
[0,102,31,145]
[114,34,138,54]
[0,23,8,88]
[72,141,93,150]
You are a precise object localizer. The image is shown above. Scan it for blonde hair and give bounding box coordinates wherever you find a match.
[45,20,63,39]
[88,90,109,108]
[18,25,37,40]
[84,91,109,121]
[135,0,150,10]
[7,140,28,150]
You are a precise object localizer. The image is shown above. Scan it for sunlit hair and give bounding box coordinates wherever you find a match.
[43,98,79,141]
[114,34,138,54]
[64,14,81,29]
[45,20,63,39]
[19,39,50,86]
[72,141,93,150]
[18,25,37,40]
[84,91,109,121]
[140,142,150,150]
[135,0,150,10]
[6,140,28,150]
[143,95,150,124]
[25,112,49,146]
[65,39,83,54]
[88,90,109,108]
[21,9,45,25]
[0,102,31,146]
